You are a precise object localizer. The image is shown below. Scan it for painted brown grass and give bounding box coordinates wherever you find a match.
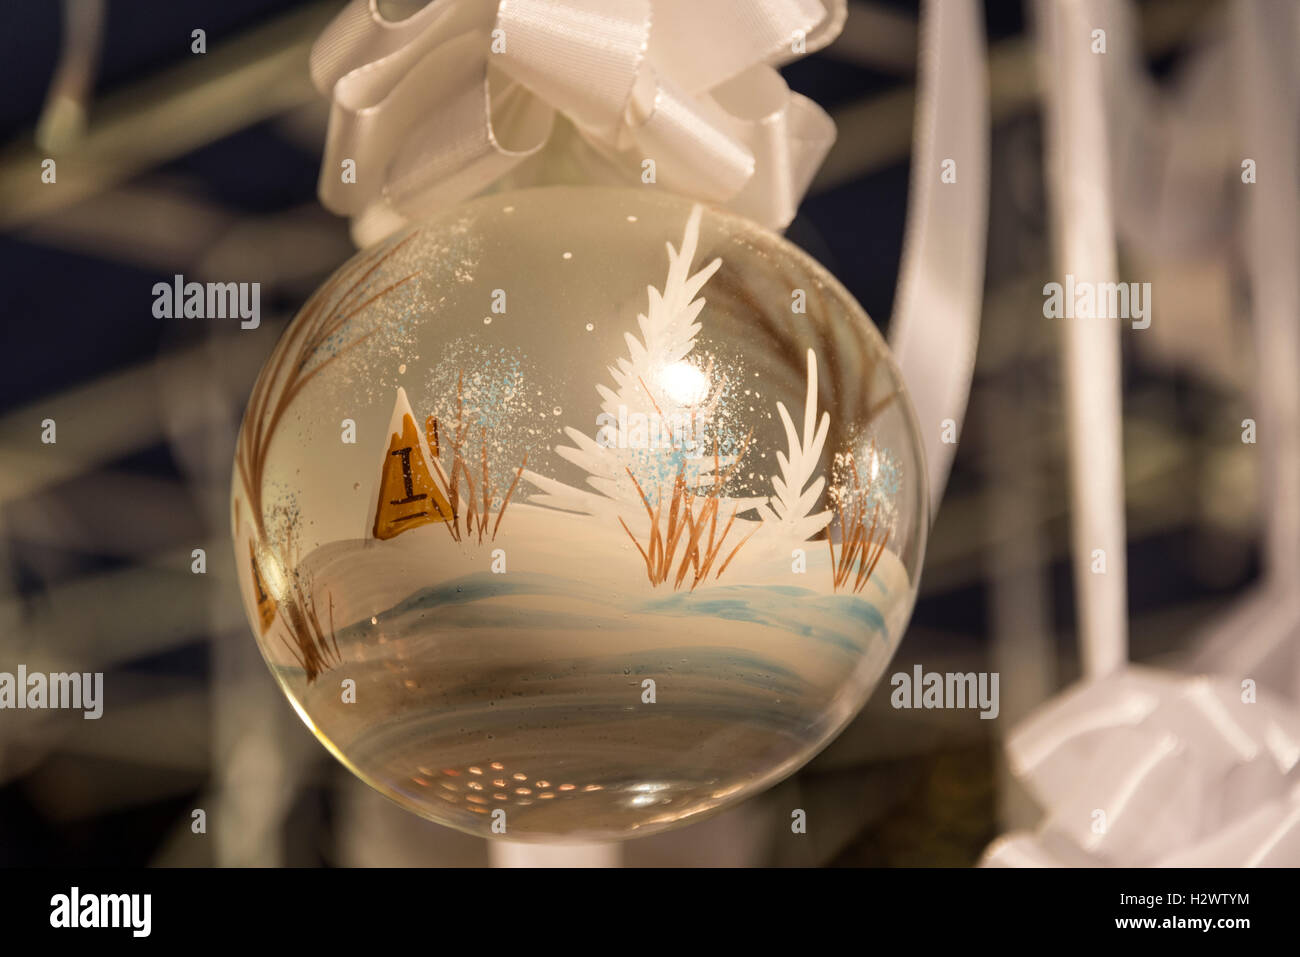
[619,433,757,591]
[235,235,419,681]
[271,524,342,680]
[827,447,891,594]
[428,370,528,545]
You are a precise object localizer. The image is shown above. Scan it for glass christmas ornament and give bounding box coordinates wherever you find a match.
[232,186,927,840]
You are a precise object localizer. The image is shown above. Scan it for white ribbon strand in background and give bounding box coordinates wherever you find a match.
[887,0,988,516]
[311,0,845,246]
[1037,0,1129,680]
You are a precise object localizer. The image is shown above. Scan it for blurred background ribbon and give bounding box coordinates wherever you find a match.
[311,0,846,246]
[982,667,1300,866]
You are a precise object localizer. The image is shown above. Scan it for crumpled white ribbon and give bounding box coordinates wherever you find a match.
[311,0,845,245]
[981,667,1300,867]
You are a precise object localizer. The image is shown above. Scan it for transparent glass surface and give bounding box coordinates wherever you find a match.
[232,186,927,840]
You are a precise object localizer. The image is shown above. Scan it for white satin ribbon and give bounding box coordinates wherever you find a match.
[887,0,988,517]
[311,0,845,245]
[985,0,1300,868]
[982,666,1300,866]
[1037,0,1129,680]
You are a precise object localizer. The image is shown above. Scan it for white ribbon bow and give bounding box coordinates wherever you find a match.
[311,0,845,245]
[981,666,1300,867]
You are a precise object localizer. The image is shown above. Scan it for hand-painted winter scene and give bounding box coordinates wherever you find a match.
[232,187,927,840]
